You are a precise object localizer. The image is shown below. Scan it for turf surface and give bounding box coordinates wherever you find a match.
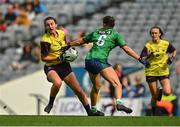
[0,115,180,126]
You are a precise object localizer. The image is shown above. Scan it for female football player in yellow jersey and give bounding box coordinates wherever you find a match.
[140,26,177,115]
[40,16,93,115]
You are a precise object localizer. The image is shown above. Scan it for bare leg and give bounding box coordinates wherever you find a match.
[100,67,132,113]
[64,72,91,115]
[64,72,89,106]
[160,78,172,96]
[87,72,104,116]
[88,72,101,107]
[100,67,122,99]
[44,70,62,113]
[148,81,158,115]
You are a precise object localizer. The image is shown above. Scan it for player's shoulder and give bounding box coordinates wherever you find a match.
[160,39,170,44]
[95,28,103,33]
[41,32,53,44]
[41,33,50,41]
[57,29,65,34]
[90,28,102,36]
[145,40,152,47]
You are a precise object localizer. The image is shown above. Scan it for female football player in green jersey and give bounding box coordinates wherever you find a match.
[140,26,176,115]
[40,16,94,116]
[66,16,147,115]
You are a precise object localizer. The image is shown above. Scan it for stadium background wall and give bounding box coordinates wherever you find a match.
[0,67,145,115]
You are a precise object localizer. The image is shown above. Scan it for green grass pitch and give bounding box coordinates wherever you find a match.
[0,115,180,126]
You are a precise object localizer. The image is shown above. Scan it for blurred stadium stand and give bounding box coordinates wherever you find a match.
[0,0,180,98]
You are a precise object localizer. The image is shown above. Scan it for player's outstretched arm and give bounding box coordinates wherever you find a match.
[121,45,140,60]
[61,38,86,52]
[70,38,85,46]
[122,45,149,66]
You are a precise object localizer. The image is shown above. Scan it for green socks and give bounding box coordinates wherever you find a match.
[116,99,122,106]
[91,106,97,113]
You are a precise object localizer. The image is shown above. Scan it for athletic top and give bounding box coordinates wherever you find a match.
[83,28,126,63]
[140,39,176,76]
[40,29,67,66]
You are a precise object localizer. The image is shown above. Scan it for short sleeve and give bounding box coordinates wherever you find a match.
[83,32,94,43]
[167,42,176,53]
[140,46,148,58]
[115,32,127,47]
[40,42,50,56]
[40,34,51,44]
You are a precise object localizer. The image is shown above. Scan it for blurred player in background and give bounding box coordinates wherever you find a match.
[140,26,177,115]
[40,16,93,116]
[66,16,148,115]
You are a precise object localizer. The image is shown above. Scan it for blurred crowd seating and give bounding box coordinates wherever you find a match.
[0,0,180,97]
[0,0,111,84]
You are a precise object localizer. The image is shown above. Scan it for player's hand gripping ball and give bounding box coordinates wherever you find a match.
[62,47,78,62]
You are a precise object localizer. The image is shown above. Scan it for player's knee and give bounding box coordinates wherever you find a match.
[53,80,62,89]
[111,80,120,87]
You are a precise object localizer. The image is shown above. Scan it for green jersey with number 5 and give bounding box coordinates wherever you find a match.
[83,28,126,63]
